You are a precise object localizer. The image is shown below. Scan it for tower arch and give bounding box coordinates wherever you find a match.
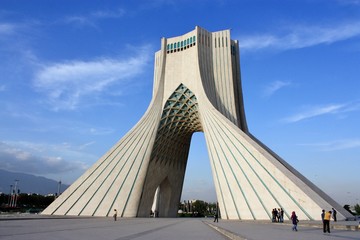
[137,84,202,217]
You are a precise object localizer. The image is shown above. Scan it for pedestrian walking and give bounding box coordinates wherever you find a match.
[113,209,117,221]
[214,212,219,222]
[291,211,298,231]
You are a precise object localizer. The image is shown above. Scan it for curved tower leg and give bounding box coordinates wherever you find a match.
[200,102,349,220]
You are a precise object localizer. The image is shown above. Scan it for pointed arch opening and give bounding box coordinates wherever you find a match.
[181,132,216,202]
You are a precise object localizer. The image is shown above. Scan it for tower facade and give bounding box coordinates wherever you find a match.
[43,26,352,220]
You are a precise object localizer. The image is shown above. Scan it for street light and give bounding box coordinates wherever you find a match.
[8,185,13,206]
[57,180,62,198]
[11,180,19,207]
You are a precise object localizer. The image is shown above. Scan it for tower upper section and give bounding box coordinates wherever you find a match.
[152,26,248,132]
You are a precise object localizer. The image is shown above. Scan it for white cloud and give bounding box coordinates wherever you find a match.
[63,8,126,28]
[240,34,278,50]
[91,8,126,19]
[0,23,16,35]
[78,141,96,150]
[0,141,89,176]
[284,104,346,122]
[88,127,115,135]
[299,139,360,151]
[239,21,360,51]
[63,16,97,28]
[329,139,360,150]
[263,80,292,97]
[0,84,6,92]
[283,101,360,123]
[337,0,360,6]
[33,45,151,110]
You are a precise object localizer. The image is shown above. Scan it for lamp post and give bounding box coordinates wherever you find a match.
[8,185,13,207]
[57,180,62,198]
[12,180,19,207]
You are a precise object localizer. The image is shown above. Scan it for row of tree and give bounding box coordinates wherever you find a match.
[178,200,218,217]
[0,193,55,213]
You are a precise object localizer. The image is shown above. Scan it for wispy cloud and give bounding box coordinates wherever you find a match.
[63,16,97,28]
[337,0,360,6]
[0,23,16,35]
[88,127,115,135]
[263,80,292,97]
[299,139,360,151]
[0,84,6,92]
[63,8,126,28]
[78,141,96,150]
[239,21,360,51]
[91,9,126,19]
[283,101,360,123]
[33,45,151,110]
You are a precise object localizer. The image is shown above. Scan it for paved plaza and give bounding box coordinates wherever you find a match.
[0,215,359,240]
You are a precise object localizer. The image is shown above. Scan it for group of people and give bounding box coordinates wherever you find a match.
[271,208,284,223]
[290,208,337,233]
[272,208,299,231]
[273,207,337,233]
[321,208,337,233]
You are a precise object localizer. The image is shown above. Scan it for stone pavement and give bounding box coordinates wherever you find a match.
[206,219,359,240]
[0,215,359,240]
[0,216,227,240]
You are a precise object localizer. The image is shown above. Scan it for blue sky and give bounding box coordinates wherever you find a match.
[0,0,359,206]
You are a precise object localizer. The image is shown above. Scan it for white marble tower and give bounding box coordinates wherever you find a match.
[43,26,352,220]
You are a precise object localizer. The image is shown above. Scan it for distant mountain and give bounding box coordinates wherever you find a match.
[0,169,69,195]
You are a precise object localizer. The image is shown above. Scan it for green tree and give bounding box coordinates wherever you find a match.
[0,193,55,212]
[354,204,360,215]
[208,202,217,215]
[192,200,207,217]
[178,200,218,217]
[0,193,9,206]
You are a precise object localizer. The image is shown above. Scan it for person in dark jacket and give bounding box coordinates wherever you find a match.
[332,208,337,222]
[291,211,298,231]
[113,209,117,221]
[214,212,219,222]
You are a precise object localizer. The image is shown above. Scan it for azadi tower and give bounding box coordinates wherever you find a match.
[43,26,352,220]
